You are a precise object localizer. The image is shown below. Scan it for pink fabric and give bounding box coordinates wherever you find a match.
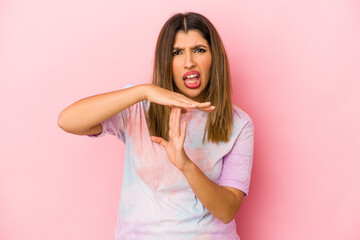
[218,117,254,196]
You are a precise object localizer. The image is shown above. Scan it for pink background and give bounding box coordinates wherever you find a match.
[1,0,359,239]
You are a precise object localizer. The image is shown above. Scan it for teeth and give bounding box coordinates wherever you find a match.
[185,79,198,83]
[186,74,198,79]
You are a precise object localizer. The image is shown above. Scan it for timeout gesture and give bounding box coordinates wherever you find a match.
[151,107,200,171]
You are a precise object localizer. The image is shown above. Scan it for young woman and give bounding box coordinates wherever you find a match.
[58,12,254,240]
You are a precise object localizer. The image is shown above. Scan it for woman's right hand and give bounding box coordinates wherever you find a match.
[144,84,215,112]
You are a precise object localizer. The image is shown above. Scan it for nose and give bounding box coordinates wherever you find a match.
[184,52,196,69]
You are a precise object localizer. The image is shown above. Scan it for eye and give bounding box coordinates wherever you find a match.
[172,51,181,56]
[195,48,206,53]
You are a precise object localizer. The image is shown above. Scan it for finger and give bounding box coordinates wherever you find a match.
[170,99,212,112]
[195,101,212,107]
[170,107,178,137]
[171,94,213,111]
[181,120,187,142]
[173,94,209,107]
[171,98,197,109]
[174,107,181,137]
[150,136,168,148]
[177,97,211,108]
[169,107,176,139]
[197,106,216,112]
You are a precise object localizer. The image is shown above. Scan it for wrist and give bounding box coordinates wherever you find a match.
[137,84,151,101]
[180,157,195,174]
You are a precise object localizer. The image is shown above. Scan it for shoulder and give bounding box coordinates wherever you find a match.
[232,104,254,128]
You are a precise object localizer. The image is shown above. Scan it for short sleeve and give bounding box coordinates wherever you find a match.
[87,84,135,142]
[218,119,254,197]
[87,112,128,142]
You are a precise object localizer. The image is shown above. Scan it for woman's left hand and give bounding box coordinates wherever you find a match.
[150,107,192,171]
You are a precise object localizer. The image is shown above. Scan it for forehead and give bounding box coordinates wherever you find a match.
[173,30,209,47]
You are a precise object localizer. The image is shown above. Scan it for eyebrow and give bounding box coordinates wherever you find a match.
[173,44,208,51]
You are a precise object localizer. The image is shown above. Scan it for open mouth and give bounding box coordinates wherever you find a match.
[183,71,201,89]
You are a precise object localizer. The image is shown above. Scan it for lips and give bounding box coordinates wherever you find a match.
[182,70,201,89]
[183,70,200,80]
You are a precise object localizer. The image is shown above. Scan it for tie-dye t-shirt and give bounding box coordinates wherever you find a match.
[88,96,254,240]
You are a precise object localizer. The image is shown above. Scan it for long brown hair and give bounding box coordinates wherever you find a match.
[148,12,233,143]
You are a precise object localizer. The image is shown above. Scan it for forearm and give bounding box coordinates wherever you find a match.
[58,84,148,134]
[181,160,243,224]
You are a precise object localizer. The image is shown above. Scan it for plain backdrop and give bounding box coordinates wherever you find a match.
[1,0,359,239]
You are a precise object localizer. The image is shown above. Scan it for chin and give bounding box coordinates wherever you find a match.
[185,90,203,100]
[174,83,203,100]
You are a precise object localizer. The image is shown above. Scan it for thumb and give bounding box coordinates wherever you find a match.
[150,136,168,148]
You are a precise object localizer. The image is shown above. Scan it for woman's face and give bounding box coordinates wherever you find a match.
[172,30,212,102]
